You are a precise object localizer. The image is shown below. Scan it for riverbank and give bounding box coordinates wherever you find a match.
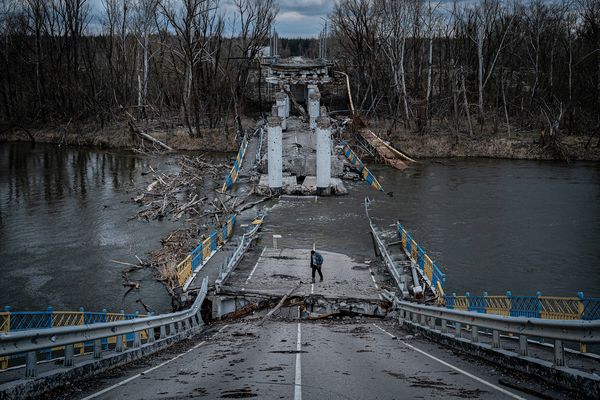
[364,119,600,161]
[0,119,243,152]
[4,118,600,161]
[388,132,600,161]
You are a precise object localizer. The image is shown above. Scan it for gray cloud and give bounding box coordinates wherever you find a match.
[88,0,333,37]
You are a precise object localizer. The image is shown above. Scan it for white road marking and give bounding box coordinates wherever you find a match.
[294,321,302,400]
[373,323,397,339]
[311,283,314,294]
[246,247,266,283]
[372,324,526,400]
[81,325,230,400]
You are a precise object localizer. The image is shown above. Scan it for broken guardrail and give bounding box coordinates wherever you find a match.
[221,129,251,193]
[365,199,408,298]
[383,291,600,396]
[214,215,265,293]
[0,277,208,382]
[397,223,446,298]
[340,142,384,192]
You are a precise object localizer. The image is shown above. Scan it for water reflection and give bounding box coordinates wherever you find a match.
[0,143,180,313]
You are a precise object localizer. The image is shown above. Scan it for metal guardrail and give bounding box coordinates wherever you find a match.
[222,130,250,193]
[176,215,236,290]
[446,292,600,321]
[340,142,384,192]
[0,277,209,379]
[365,200,408,298]
[215,216,264,292]
[387,293,600,370]
[397,223,446,297]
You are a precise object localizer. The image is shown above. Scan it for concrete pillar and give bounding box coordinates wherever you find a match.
[275,92,287,130]
[305,84,317,104]
[316,116,331,195]
[267,116,283,190]
[308,91,321,130]
[283,85,291,117]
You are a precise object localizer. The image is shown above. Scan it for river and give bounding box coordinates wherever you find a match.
[1,143,599,314]
[0,143,182,314]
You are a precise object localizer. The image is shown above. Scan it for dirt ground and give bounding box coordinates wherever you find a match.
[0,116,257,152]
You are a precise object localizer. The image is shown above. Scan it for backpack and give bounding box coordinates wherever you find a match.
[315,252,324,267]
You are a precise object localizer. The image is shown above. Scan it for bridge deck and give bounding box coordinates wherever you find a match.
[221,247,383,300]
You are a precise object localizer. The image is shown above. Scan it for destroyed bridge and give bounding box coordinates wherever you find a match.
[1,50,599,400]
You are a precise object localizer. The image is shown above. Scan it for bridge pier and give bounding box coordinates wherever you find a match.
[308,90,320,129]
[316,116,331,195]
[275,93,287,131]
[267,116,283,192]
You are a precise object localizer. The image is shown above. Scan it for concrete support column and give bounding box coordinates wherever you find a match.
[316,116,331,195]
[305,84,317,104]
[283,84,291,117]
[308,90,321,130]
[267,116,283,190]
[275,93,287,130]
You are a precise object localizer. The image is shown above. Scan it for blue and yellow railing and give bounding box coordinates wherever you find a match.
[397,223,446,298]
[221,131,249,193]
[176,215,236,289]
[0,306,147,369]
[444,292,600,321]
[340,141,384,192]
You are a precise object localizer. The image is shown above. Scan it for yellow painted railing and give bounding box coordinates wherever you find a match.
[0,312,8,369]
[176,255,193,288]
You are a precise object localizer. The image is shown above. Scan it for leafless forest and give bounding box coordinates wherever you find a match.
[1,0,600,146]
[0,0,276,137]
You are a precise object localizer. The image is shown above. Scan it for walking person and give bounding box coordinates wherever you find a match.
[310,250,324,283]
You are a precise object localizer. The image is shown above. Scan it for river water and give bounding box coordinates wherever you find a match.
[1,143,599,314]
[0,143,182,314]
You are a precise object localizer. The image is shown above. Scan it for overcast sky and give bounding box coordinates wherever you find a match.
[88,0,334,38]
[273,0,334,37]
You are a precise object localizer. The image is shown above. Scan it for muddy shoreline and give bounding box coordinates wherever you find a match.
[0,122,240,153]
[4,124,599,161]
[388,132,600,161]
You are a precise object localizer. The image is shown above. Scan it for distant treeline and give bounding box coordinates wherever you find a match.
[2,0,600,142]
[330,0,600,138]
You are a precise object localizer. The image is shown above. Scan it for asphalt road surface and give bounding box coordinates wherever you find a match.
[62,315,573,400]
